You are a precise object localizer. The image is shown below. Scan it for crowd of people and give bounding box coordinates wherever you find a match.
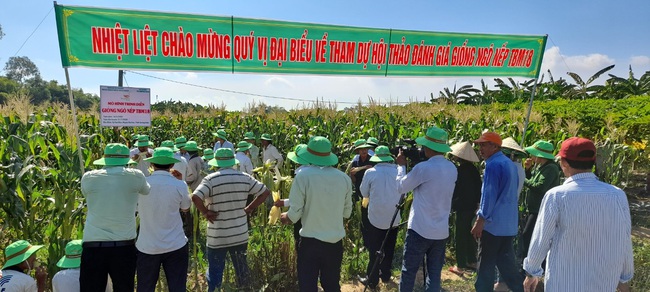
[0,127,635,292]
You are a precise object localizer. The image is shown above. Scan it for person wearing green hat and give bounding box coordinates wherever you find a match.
[136,147,191,292]
[130,135,155,177]
[520,140,561,262]
[260,133,284,171]
[212,129,235,153]
[191,148,271,292]
[244,132,261,167]
[183,141,204,192]
[280,136,352,292]
[352,137,378,162]
[0,240,47,292]
[235,141,254,175]
[202,148,215,175]
[395,126,457,292]
[80,143,150,292]
[160,140,188,181]
[174,136,190,161]
[346,139,374,255]
[357,146,401,289]
[52,240,113,292]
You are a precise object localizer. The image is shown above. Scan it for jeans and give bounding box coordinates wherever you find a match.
[365,223,398,288]
[454,210,478,268]
[399,229,447,292]
[80,243,136,292]
[475,231,524,292]
[136,244,188,292]
[297,237,343,292]
[206,244,250,292]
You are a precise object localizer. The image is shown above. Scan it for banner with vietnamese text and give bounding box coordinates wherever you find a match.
[55,4,547,78]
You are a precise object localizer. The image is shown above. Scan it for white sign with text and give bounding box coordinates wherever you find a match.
[100,86,151,127]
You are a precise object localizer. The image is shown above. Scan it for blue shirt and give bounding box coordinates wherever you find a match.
[477,151,519,236]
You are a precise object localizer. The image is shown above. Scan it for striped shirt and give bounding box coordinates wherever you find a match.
[523,172,634,291]
[193,168,267,249]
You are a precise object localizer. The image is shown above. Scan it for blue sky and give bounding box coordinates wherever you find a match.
[1,0,649,110]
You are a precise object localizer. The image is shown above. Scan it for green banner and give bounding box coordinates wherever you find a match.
[55,4,547,78]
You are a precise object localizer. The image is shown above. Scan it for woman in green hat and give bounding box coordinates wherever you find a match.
[260,133,284,171]
[202,148,216,175]
[183,141,204,192]
[235,141,254,175]
[1,240,47,292]
[346,139,375,251]
[521,140,561,260]
[130,135,154,177]
[243,132,261,167]
[52,240,113,292]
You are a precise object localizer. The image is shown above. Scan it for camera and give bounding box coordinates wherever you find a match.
[390,139,426,166]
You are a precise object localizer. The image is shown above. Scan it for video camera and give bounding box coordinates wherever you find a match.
[390,139,426,166]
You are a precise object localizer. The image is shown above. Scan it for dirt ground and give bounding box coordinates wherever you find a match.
[337,269,465,292]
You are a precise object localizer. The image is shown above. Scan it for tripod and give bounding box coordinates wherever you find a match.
[360,193,410,292]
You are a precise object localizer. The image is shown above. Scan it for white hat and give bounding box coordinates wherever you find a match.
[501,137,526,153]
[449,141,479,163]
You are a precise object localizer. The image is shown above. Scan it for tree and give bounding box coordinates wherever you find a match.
[4,56,40,84]
[0,24,5,40]
[537,70,576,100]
[604,66,650,99]
[433,83,479,104]
[566,64,615,99]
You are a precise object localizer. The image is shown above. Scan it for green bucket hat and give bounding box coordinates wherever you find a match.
[287,144,310,165]
[208,148,239,168]
[243,132,256,140]
[93,143,137,166]
[202,148,214,160]
[135,135,154,147]
[260,133,272,141]
[174,136,187,148]
[2,240,44,269]
[366,137,379,147]
[183,141,200,152]
[132,134,141,142]
[236,141,252,152]
[160,140,179,152]
[415,127,452,153]
[212,129,227,140]
[297,136,338,166]
[144,147,180,165]
[56,240,82,269]
[525,140,555,160]
[353,139,373,151]
[370,146,394,163]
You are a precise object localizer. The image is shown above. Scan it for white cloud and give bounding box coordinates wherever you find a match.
[630,56,650,69]
[540,46,615,82]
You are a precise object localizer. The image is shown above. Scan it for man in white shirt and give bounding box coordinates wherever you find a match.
[395,126,457,292]
[244,132,261,167]
[52,240,113,292]
[358,146,401,290]
[130,135,154,176]
[523,137,634,292]
[212,129,234,152]
[175,136,190,161]
[161,140,188,180]
[260,133,284,171]
[0,240,47,292]
[137,147,192,292]
[235,141,254,175]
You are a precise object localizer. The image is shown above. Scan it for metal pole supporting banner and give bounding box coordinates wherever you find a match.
[520,80,538,147]
[64,68,86,173]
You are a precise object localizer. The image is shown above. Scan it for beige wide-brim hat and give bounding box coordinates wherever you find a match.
[449,141,480,162]
[501,137,526,153]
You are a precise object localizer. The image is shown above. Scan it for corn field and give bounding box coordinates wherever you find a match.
[0,94,648,291]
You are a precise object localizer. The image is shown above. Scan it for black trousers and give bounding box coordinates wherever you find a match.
[80,243,137,292]
[521,213,538,258]
[136,243,189,292]
[297,237,343,292]
[475,231,524,292]
[454,210,478,268]
[365,223,398,287]
[360,207,371,248]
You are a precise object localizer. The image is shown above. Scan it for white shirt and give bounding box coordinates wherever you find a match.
[514,161,525,195]
[236,152,254,175]
[137,171,191,254]
[523,172,634,291]
[173,153,188,181]
[396,155,457,240]
[213,140,235,152]
[0,269,37,292]
[360,163,401,229]
[352,149,375,162]
[262,144,284,170]
[52,268,113,292]
[130,148,154,176]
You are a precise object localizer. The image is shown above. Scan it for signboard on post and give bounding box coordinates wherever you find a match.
[55,4,547,78]
[100,86,151,127]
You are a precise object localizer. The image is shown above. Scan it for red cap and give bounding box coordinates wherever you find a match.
[474,132,502,146]
[558,137,596,161]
